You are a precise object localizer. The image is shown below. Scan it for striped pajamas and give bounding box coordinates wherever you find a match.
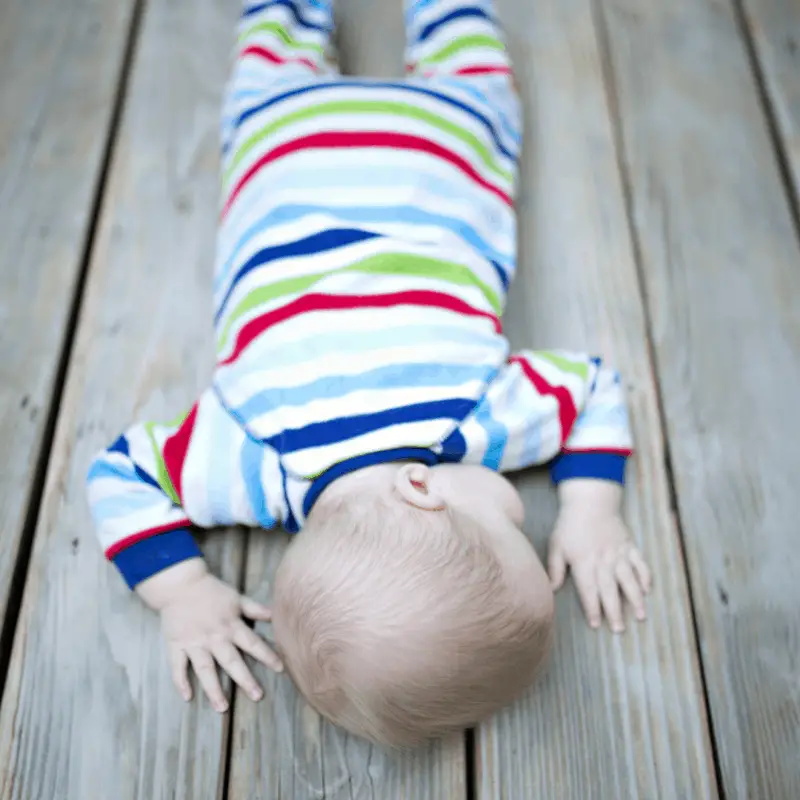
[87,0,634,589]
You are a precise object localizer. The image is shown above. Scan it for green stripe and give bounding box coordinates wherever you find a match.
[143,421,182,505]
[216,253,502,352]
[418,34,505,67]
[239,20,324,54]
[536,351,589,381]
[224,98,513,187]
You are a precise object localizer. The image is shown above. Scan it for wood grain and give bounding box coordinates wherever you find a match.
[739,0,800,207]
[0,0,245,797]
[227,2,467,797]
[0,0,137,649]
[473,1,718,797]
[600,0,800,795]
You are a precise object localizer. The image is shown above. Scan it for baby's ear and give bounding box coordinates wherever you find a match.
[394,464,446,511]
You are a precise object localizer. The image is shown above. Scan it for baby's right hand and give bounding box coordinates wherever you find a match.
[137,559,283,712]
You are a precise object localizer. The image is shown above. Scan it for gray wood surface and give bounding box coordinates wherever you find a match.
[740,0,800,206]
[600,0,800,796]
[227,2,467,797]
[0,0,137,647]
[0,0,244,797]
[472,1,719,798]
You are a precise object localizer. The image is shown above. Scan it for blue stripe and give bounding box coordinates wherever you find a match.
[437,77,522,147]
[87,458,137,484]
[511,373,542,466]
[240,437,276,527]
[109,435,129,456]
[242,0,332,31]
[304,447,439,515]
[217,323,502,371]
[113,529,202,590]
[439,427,468,462]
[87,455,162,494]
[266,398,477,453]
[216,204,513,299]
[92,491,164,520]
[207,407,235,522]
[235,362,495,421]
[135,466,162,492]
[417,7,495,43]
[473,396,507,469]
[215,228,380,322]
[234,80,515,162]
[280,461,299,532]
[550,452,627,485]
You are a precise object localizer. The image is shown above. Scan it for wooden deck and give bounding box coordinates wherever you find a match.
[1,0,798,797]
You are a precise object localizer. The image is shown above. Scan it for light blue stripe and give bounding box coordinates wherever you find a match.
[473,395,507,469]
[207,409,235,522]
[216,203,514,298]
[218,323,501,370]
[513,373,542,466]
[92,492,161,520]
[438,78,522,147]
[225,160,515,199]
[240,437,276,527]
[235,361,495,421]
[87,459,137,484]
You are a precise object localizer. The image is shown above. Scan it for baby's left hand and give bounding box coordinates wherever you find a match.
[548,502,652,633]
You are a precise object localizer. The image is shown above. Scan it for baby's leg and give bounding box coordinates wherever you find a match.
[403,1,521,151]
[221,0,339,154]
[404,0,513,82]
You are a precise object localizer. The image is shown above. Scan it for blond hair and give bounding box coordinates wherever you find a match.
[271,491,553,748]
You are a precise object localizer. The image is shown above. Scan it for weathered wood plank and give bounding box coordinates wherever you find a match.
[0,0,137,651]
[0,0,245,797]
[599,0,800,796]
[227,1,467,797]
[739,0,800,207]
[474,1,718,797]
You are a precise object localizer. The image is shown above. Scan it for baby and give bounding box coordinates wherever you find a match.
[87,0,652,747]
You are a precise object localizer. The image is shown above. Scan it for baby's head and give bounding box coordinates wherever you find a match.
[271,461,554,748]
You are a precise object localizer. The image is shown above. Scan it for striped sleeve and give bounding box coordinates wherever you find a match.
[86,389,287,589]
[451,350,633,484]
[86,406,202,590]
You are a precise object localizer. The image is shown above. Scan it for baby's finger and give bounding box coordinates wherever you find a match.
[629,548,653,593]
[615,560,646,621]
[598,568,625,633]
[571,564,601,629]
[212,640,264,702]
[233,621,284,673]
[188,647,228,713]
[169,648,192,702]
[240,596,273,622]
[547,547,567,591]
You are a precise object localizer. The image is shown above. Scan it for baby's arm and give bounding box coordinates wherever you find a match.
[459,350,652,630]
[87,393,284,709]
[541,355,652,632]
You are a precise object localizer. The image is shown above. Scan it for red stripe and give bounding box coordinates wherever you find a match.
[241,44,319,73]
[105,520,191,560]
[510,355,578,445]
[162,404,199,503]
[455,65,513,76]
[222,130,512,218]
[562,447,633,457]
[219,291,501,366]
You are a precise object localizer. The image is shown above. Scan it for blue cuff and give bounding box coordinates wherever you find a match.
[113,528,203,590]
[550,452,627,485]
